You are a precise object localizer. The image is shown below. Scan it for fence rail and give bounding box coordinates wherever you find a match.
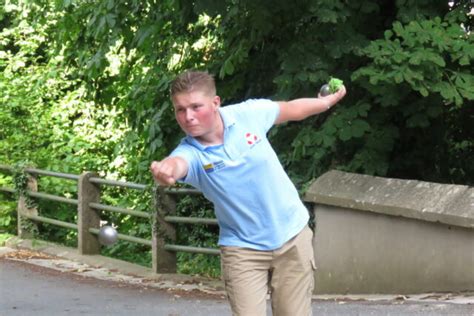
[0,164,219,273]
[0,186,15,194]
[164,216,218,225]
[28,190,79,205]
[89,202,151,218]
[88,227,152,246]
[23,213,79,230]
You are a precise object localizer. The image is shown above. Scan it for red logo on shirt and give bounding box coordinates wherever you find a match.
[245,132,259,145]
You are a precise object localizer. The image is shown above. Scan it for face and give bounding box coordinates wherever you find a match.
[172,90,221,140]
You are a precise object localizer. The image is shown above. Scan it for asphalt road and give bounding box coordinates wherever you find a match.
[1,258,473,316]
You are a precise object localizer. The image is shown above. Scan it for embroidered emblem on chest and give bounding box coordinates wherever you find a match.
[203,160,226,173]
[245,132,261,146]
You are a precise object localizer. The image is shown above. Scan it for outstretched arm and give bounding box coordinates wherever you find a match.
[275,86,346,124]
[150,156,188,186]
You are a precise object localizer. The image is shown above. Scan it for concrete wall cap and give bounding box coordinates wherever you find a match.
[303,170,474,229]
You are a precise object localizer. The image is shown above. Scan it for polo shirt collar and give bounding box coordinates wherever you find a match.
[219,106,236,129]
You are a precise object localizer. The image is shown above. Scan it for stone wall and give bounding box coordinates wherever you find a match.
[304,170,474,294]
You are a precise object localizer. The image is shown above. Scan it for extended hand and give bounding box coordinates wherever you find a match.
[150,160,177,186]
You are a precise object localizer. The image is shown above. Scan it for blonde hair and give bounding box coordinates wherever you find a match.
[170,70,216,97]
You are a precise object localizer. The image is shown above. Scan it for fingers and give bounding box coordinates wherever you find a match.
[150,160,176,186]
[330,85,347,102]
[337,85,347,97]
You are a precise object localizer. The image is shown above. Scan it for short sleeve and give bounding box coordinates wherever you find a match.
[169,144,201,189]
[230,99,279,135]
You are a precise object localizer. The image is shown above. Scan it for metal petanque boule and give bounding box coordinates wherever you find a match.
[320,84,331,97]
[98,225,118,246]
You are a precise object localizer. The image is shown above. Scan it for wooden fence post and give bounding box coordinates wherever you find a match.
[78,172,101,255]
[17,172,38,239]
[152,186,177,273]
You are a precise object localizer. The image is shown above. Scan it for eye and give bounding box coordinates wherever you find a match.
[192,104,202,110]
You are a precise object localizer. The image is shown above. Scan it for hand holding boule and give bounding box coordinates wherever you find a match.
[319,77,344,97]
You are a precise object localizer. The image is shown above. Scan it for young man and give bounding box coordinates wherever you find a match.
[150,70,346,316]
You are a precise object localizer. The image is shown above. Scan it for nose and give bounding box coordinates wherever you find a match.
[185,109,194,122]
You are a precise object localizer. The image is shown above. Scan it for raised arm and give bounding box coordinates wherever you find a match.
[275,85,346,124]
[150,156,189,186]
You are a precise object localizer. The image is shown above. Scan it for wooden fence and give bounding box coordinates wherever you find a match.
[0,164,219,273]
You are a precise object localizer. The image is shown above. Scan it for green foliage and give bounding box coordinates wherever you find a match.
[0,169,16,233]
[12,162,37,208]
[99,187,154,267]
[178,252,221,278]
[175,195,220,277]
[0,202,16,233]
[353,16,474,107]
[0,233,14,246]
[328,78,344,93]
[102,240,153,268]
[351,6,473,182]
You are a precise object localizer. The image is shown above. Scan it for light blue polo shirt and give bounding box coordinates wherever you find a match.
[170,99,309,250]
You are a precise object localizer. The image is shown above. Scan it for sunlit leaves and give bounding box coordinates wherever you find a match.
[353,12,473,107]
[2,0,473,209]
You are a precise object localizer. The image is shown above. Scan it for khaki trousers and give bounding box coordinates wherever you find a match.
[220,226,316,316]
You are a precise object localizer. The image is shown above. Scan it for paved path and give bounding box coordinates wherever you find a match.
[1,258,231,315]
[1,246,473,315]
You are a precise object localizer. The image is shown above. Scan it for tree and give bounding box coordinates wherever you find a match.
[183,0,474,186]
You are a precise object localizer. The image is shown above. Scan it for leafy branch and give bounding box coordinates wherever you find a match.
[12,162,37,209]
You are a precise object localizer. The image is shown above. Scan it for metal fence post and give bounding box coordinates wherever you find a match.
[17,172,38,238]
[78,172,101,255]
[152,186,177,273]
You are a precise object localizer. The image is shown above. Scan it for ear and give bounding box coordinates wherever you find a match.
[213,95,221,109]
